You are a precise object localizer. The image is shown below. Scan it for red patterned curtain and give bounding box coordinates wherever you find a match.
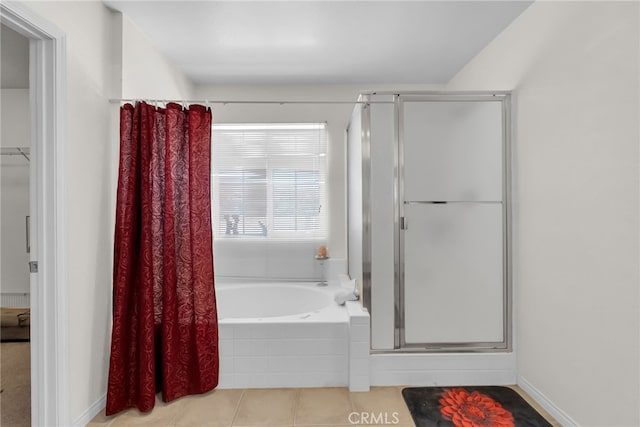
[106,102,218,415]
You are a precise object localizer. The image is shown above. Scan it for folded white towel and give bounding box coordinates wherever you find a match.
[335,290,359,305]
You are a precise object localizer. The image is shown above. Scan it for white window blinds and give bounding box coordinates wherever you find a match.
[211,123,327,241]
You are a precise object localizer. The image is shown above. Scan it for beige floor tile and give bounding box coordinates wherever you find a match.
[174,389,244,427]
[294,387,354,426]
[233,388,298,426]
[342,425,415,427]
[109,396,186,427]
[87,409,116,427]
[508,385,561,426]
[349,387,414,427]
[86,421,115,427]
[92,385,561,427]
[326,425,414,427]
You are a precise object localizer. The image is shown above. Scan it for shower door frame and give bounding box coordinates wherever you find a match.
[396,92,512,352]
[357,91,512,353]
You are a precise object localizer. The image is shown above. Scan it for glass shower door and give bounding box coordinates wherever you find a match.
[400,97,508,348]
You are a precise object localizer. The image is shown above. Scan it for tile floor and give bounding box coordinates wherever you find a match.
[89,385,560,427]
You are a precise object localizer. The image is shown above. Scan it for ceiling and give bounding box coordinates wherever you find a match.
[103,1,532,86]
[1,24,30,89]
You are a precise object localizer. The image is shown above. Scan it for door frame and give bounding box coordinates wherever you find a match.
[1,2,68,425]
[396,92,512,351]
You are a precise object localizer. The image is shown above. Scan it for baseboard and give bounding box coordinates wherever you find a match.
[517,375,578,426]
[72,393,106,427]
[1,293,30,307]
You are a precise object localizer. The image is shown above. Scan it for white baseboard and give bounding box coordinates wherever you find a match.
[1,292,30,307]
[72,393,106,427]
[517,375,578,426]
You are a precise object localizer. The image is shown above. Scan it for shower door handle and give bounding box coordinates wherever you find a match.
[26,215,30,253]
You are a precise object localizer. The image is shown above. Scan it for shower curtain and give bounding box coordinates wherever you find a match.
[106,102,218,415]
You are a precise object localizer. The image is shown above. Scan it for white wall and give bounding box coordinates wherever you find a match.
[21,1,195,423]
[1,89,30,297]
[447,2,639,425]
[120,15,194,100]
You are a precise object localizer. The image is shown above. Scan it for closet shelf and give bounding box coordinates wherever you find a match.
[0,147,30,161]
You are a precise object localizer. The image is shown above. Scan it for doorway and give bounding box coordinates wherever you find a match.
[1,23,32,427]
[1,3,67,425]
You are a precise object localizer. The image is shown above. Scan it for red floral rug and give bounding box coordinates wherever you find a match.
[402,386,553,427]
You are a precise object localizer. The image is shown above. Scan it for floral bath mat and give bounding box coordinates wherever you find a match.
[402,386,553,427]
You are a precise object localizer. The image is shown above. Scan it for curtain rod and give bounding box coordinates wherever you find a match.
[108,99,393,105]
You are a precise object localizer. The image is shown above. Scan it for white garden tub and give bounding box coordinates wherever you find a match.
[214,280,369,390]
[216,282,338,320]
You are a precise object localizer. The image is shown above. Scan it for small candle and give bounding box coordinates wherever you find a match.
[317,245,327,258]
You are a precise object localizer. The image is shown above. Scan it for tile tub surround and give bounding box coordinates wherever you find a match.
[218,321,350,389]
[216,280,371,390]
[346,300,370,392]
[88,386,560,427]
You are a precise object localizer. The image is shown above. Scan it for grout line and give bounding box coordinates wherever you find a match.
[291,388,301,426]
[347,386,355,413]
[230,389,246,427]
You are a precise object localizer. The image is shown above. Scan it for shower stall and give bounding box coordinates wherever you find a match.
[348,92,511,352]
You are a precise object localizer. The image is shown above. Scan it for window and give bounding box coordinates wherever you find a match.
[211,123,327,240]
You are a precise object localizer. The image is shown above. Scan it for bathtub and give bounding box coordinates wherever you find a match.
[215,280,370,391]
[217,281,345,321]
